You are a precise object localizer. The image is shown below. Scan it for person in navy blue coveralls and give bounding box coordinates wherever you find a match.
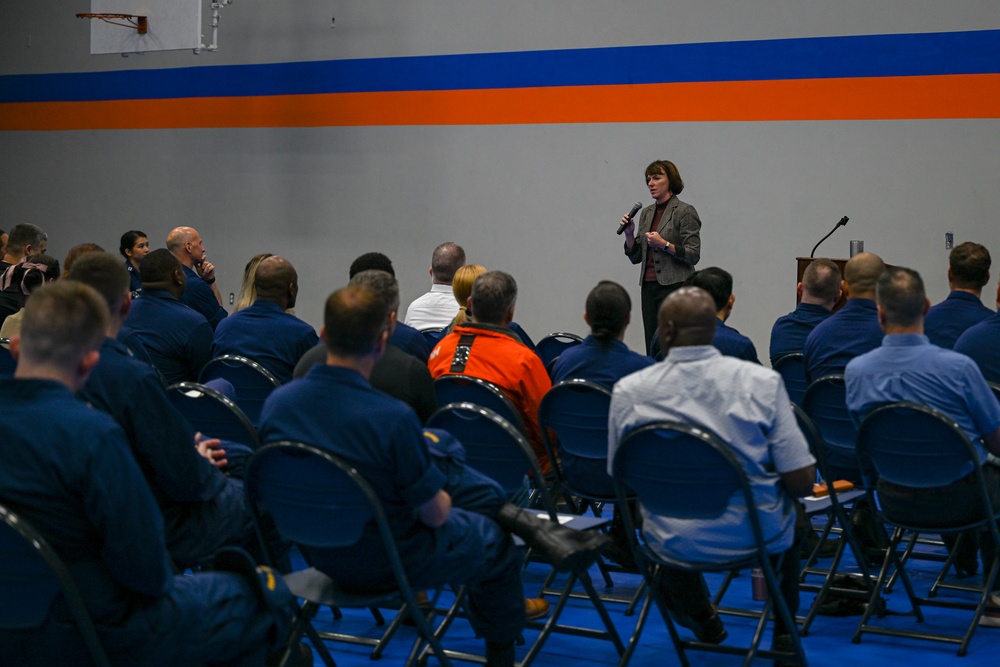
[349,251,431,361]
[212,256,319,384]
[260,284,607,667]
[955,278,1000,384]
[550,280,653,387]
[167,226,228,330]
[769,258,842,364]
[803,252,886,381]
[0,281,293,667]
[121,249,214,384]
[71,252,255,568]
[676,267,760,363]
[119,229,149,297]
[925,241,993,349]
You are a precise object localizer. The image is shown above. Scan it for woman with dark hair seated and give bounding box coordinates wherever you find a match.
[119,229,150,297]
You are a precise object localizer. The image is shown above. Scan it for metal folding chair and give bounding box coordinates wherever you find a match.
[773,353,808,407]
[167,381,259,449]
[200,354,281,427]
[245,441,455,667]
[424,403,624,667]
[432,375,526,433]
[0,503,111,667]
[612,422,808,667]
[853,402,1000,657]
[792,405,875,635]
[535,332,584,370]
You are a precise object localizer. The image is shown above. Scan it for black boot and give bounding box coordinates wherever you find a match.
[495,503,609,572]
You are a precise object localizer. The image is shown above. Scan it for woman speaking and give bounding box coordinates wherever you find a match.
[619,160,702,353]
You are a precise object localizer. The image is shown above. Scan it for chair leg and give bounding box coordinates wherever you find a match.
[618,587,653,667]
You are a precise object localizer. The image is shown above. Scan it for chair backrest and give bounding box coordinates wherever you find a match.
[199,355,281,426]
[535,332,584,369]
[167,381,259,448]
[245,442,417,598]
[791,403,828,482]
[0,504,111,666]
[427,403,557,518]
[0,342,14,376]
[432,375,525,432]
[420,327,444,348]
[539,379,615,499]
[612,422,767,550]
[802,374,858,475]
[856,402,982,490]
[773,353,808,407]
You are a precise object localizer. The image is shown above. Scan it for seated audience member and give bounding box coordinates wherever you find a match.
[166,226,228,330]
[549,279,653,569]
[212,256,318,384]
[448,263,537,351]
[845,267,1000,596]
[72,252,256,568]
[350,251,431,362]
[665,266,760,363]
[0,223,47,325]
[609,287,815,648]
[233,252,274,313]
[550,280,653,386]
[62,243,104,278]
[0,228,6,257]
[954,277,1000,384]
[803,252,886,381]
[428,271,553,472]
[0,281,295,667]
[294,270,438,423]
[769,259,842,363]
[119,230,150,297]
[121,249,213,384]
[404,242,466,330]
[925,241,993,349]
[260,284,608,666]
[0,254,60,343]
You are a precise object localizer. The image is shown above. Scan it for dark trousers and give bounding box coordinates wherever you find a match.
[640,281,683,355]
[659,533,802,637]
[878,464,1000,590]
[407,434,526,644]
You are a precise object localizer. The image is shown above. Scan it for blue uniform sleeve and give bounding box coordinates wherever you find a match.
[393,413,446,508]
[84,424,172,598]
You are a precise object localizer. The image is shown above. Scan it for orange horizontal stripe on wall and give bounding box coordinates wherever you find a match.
[2,74,999,131]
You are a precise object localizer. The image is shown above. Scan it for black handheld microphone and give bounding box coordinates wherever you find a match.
[810,216,849,258]
[616,202,644,235]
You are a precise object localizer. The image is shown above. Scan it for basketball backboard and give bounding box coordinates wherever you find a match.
[85,0,201,54]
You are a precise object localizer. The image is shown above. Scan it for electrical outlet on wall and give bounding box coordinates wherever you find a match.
[945,232,954,250]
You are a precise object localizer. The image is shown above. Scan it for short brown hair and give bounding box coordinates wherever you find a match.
[949,242,991,290]
[802,259,842,303]
[323,285,390,357]
[644,160,684,195]
[877,267,926,328]
[19,281,108,370]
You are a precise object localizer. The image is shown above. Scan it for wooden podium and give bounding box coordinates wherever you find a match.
[795,257,848,311]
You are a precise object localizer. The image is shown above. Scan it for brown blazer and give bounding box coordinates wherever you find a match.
[624,196,702,286]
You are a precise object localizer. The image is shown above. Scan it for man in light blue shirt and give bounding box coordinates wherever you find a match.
[609,287,815,647]
[845,267,1000,606]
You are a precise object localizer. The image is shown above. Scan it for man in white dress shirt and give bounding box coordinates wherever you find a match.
[404,242,465,330]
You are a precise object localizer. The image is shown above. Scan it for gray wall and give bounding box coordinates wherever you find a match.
[2,1,998,356]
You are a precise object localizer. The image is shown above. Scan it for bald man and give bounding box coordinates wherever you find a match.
[803,252,887,381]
[609,287,815,651]
[167,226,228,330]
[212,256,318,384]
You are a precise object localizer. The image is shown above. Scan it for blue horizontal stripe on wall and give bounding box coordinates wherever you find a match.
[2,29,999,103]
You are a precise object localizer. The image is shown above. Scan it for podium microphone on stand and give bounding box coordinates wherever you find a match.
[616,202,644,235]
[810,216,849,257]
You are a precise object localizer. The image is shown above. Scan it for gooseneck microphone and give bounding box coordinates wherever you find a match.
[810,216,849,258]
[616,202,644,235]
